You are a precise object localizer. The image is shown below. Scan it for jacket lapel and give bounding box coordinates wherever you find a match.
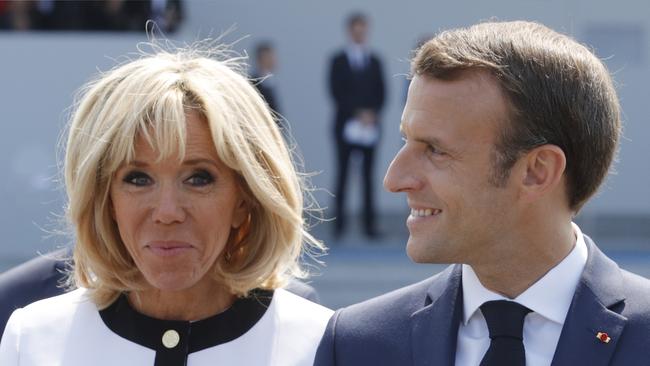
[551,236,627,366]
[411,265,463,366]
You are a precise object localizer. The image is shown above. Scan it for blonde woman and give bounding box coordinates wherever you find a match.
[0,46,332,366]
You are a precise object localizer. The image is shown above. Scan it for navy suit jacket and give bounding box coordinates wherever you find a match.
[329,50,385,141]
[0,249,320,340]
[315,236,650,365]
[0,249,70,340]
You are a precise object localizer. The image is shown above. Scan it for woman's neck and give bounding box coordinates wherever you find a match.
[127,278,235,321]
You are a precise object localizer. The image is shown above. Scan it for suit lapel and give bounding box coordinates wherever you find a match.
[551,236,627,366]
[411,265,463,366]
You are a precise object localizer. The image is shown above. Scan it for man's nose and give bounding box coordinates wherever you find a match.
[384,147,422,193]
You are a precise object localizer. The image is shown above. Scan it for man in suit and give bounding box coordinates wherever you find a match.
[315,21,650,366]
[0,249,70,338]
[329,12,385,238]
[0,249,321,339]
[252,41,281,115]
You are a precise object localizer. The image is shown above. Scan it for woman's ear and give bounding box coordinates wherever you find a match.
[109,198,116,221]
[231,197,249,230]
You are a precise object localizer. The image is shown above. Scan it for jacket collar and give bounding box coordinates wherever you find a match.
[551,235,627,366]
[410,264,463,366]
[410,235,627,366]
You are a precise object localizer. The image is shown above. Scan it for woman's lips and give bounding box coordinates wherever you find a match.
[146,241,194,257]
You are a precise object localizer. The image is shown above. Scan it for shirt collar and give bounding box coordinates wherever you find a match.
[346,44,366,62]
[461,223,588,325]
[347,43,366,52]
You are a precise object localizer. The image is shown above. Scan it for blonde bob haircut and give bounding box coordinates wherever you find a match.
[65,45,322,308]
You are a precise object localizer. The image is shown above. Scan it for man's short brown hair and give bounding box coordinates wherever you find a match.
[413,21,621,212]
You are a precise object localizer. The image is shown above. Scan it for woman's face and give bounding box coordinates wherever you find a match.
[110,112,248,292]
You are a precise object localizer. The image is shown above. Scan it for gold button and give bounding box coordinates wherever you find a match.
[162,329,180,349]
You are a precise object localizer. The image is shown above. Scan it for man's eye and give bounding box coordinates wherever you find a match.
[186,170,214,187]
[427,145,445,156]
[124,172,152,186]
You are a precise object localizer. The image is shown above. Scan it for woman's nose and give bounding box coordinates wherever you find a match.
[151,184,186,224]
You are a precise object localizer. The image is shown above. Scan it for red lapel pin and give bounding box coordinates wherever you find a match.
[596,332,611,344]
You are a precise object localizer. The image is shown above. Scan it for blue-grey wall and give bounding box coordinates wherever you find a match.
[1,0,648,266]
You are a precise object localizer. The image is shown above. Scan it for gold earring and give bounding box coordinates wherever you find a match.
[224,213,251,263]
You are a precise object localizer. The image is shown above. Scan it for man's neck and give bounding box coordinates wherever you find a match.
[470,220,576,299]
[348,42,366,49]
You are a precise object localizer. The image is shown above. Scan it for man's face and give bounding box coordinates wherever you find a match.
[384,72,521,265]
[258,49,276,72]
[348,21,368,44]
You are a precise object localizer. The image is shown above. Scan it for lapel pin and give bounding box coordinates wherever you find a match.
[596,332,611,344]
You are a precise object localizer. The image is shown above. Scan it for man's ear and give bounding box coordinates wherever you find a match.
[518,144,566,203]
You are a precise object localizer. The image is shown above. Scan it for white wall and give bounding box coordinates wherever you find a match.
[1,0,648,260]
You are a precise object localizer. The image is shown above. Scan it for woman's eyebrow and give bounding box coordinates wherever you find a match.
[183,158,219,168]
[128,160,149,168]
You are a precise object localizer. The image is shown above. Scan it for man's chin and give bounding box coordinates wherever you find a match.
[406,238,452,264]
[406,240,433,263]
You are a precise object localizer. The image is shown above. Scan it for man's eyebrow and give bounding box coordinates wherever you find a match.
[418,136,450,151]
[400,124,447,147]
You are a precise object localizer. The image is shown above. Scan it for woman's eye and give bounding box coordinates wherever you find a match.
[186,170,215,187]
[124,171,152,186]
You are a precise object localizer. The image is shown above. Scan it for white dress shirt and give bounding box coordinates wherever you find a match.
[455,223,588,366]
[346,44,367,70]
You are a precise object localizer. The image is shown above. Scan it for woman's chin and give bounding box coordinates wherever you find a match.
[143,271,204,293]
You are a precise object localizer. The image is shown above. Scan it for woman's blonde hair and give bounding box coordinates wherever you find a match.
[64,44,322,308]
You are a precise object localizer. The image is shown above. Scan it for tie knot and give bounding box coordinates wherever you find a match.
[480,300,531,340]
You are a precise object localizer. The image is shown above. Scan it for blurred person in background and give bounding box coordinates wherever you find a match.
[328,12,386,239]
[251,41,282,116]
[0,0,183,32]
[0,44,331,365]
[0,1,10,29]
[3,0,32,30]
[0,249,70,340]
[315,20,650,366]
